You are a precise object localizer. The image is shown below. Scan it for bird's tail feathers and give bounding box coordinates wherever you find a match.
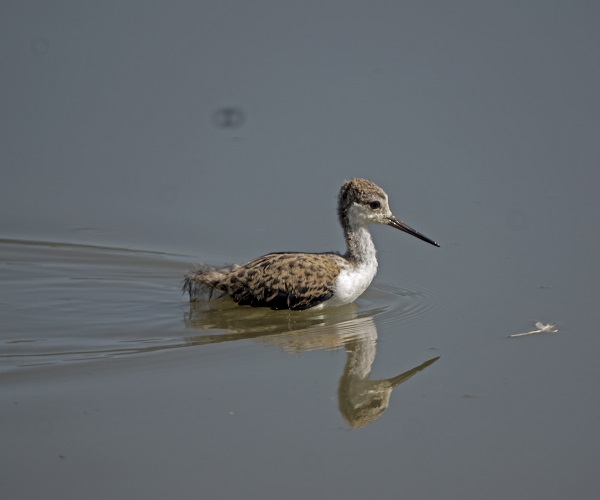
[182,264,237,301]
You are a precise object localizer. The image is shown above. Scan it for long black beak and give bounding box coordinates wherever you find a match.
[387,215,440,247]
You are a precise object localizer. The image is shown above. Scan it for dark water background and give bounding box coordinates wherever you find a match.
[1,2,600,499]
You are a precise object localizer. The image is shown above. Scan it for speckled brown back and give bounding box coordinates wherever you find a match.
[219,252,345,310]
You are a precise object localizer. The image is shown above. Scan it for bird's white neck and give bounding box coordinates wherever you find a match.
[344,222,378,267]
[326,223,378,306]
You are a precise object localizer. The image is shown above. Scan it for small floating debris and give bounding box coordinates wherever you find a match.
[508,322,558,338]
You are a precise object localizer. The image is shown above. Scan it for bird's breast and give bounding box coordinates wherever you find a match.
[327,260,378,306]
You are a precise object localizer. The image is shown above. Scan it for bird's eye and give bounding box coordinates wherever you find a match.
[369,201,381,209]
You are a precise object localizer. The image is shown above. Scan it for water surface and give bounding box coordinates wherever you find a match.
[2,2,600,498]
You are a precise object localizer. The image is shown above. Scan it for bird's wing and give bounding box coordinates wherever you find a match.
[222,253,343,310]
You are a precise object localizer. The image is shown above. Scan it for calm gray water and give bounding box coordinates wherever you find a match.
[2,2,600,499]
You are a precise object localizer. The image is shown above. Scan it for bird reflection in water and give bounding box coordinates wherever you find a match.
[184,300,439,428]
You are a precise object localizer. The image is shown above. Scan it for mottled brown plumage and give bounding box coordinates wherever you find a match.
[186,252,346,310]
[183,178,439,310]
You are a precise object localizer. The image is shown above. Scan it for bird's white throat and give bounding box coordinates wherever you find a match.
[327,225,378,306]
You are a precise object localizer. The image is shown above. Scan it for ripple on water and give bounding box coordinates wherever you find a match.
[360,281,443,328]
[0,239,189,371]
[0,239,442,371]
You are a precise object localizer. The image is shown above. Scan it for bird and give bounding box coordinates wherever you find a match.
[183,178,439,311]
